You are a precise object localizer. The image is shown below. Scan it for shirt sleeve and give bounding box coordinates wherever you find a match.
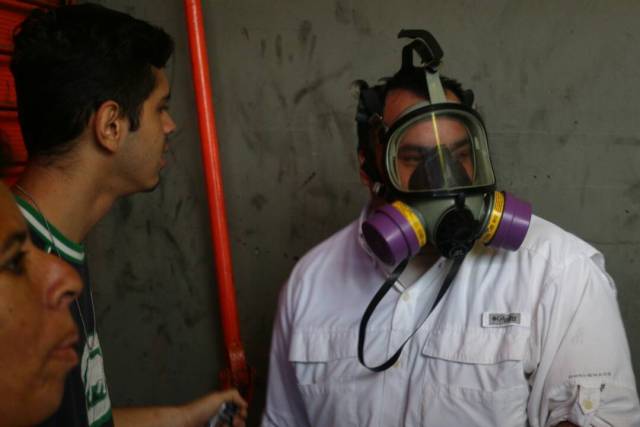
[261,278,311,427]
[527,254,640,427]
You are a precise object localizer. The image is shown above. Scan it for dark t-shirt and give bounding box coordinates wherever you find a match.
[15,196,114,427]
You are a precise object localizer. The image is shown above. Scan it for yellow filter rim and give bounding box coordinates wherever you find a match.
[391,201,427,247]
[481,191,505,244]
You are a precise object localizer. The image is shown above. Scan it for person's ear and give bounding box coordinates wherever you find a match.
[93,100,127,153]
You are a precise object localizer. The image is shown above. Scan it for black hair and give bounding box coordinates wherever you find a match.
[10,3,174,159]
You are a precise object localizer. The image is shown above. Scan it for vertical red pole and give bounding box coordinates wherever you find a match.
[183,0,252,396]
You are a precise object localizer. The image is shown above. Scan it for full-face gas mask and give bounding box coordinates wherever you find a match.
[356,30,532,372]
[357,30,531,264]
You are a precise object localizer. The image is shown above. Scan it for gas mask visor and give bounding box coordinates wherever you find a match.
[385,103,495,194]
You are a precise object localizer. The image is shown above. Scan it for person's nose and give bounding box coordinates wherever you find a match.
[164,112,177,136]
[36,250,83,310]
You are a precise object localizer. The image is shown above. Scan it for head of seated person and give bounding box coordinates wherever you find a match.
[0,155,83,426]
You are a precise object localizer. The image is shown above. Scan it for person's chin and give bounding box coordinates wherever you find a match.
[140,178,160,193]
[142,175,162,193]
[23,382,66,426]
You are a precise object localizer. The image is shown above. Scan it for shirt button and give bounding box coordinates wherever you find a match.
[402,293,410,301]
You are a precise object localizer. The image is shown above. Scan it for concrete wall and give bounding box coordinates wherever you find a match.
[87,0,640,424]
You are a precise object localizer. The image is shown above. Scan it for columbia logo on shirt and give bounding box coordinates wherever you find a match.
[482,312,522,327]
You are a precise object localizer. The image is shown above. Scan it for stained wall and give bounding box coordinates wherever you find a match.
[86,1,640,424]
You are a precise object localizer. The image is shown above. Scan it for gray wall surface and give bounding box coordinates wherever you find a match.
[86,0,640,424]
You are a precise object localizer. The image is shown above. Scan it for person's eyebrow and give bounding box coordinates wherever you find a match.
[398,137,471,158]
[1,231,27,255]
[450,137,471,151]
[398,145,427,154]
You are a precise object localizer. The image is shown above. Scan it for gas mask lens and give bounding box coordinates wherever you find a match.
[386,109,495,193]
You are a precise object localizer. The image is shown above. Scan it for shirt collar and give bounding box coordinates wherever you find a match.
[14,195,86,264]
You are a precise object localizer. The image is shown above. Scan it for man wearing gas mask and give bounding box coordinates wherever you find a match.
[262,30,640,427]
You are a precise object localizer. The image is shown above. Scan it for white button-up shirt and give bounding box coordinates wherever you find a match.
[262,210,640,426]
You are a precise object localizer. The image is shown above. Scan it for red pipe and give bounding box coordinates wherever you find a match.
[183,0,252,397]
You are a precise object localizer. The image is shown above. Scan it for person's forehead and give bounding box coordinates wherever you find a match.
[0,184,26,239]
[155,68,170,92]
[401,115,468,139]
[383,88,461,126]
[148,67,170,99]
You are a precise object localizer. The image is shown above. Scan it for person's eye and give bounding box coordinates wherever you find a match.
[158,104,170,113]
[455,149,472,162]
[3,251,26,275]
[398,153,425,165]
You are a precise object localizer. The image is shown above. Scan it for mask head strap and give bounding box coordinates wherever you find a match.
[398,29,447,104]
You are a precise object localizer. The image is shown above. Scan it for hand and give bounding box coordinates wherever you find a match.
[180,389,248,427]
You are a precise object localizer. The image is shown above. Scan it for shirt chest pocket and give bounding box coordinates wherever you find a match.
[288,330,363,427]
[417,327,531,427]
